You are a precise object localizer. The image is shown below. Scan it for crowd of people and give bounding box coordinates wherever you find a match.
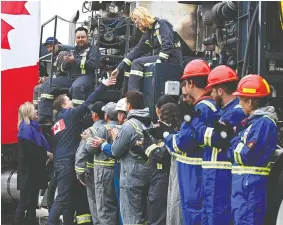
[15,5,279,225]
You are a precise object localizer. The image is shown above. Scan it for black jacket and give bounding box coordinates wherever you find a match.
[17,139,48,190]
[118,18,182,71]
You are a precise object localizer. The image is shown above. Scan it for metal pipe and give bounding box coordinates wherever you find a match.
[49,16,58,91]
[41,16,56,27]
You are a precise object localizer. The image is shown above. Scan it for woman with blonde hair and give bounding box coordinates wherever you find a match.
[14,102,50,225]
[111,6,182,95]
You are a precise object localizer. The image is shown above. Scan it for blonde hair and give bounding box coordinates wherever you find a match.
[130,6,155,31]
[18,102,34,129]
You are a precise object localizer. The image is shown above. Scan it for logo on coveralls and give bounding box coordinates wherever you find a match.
[51,119,66,135]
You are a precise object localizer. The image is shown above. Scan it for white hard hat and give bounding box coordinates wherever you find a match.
[115,98,127,112]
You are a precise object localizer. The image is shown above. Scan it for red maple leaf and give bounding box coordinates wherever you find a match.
[1,19,14,50]
[1,1,30,15]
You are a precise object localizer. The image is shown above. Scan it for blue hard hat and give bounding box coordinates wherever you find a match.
[44,37,59,46]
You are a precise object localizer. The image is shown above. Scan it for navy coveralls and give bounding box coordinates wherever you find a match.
[47,83,107,225]
[117,18,182,94]
[38,44,99,121]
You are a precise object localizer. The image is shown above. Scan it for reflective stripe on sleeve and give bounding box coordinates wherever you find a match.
[76,214,92,224]
[72,99,85,105]
[40,93,54,100]
[130,70,144,77]
[123,58,131,66]
[204,127,214,146]
[159,52,169,59]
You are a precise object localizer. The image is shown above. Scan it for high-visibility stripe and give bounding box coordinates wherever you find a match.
[172,135,182,154]
[93,159,115,167]
[124,72,130,77]
[263,115,277,126]
[76,214,92,224]
[145,40,152,47]
[123,58,131,66]
[202,161,232,169]
[174,41,181,48]
[234,142,244,165]
[234,104,242,109]
[211,147,219,161]
[80,56,86,75]
[86,162,94,168]
[75,166,85,173]
[101,142,108,150]
[60,64,65,72]
[155,23,160,29]
[41,93,54,100]
[144,72,153,77]
[204,127,214,146]
[127,120,143,135]
[198,100,217,112]
[155,29,162,45]
[89,127,97,135]
[159,52,169,59]
[173,152,202,165]
[145,144,158,156]
[157,163,163,169]
[72,99,85,105]
[130,70,144,77]
[232,166,271,176]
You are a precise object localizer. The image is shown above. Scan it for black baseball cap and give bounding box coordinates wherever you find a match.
[90,101,105,114]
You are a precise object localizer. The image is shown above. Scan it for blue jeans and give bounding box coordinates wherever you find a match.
[48,158,76,225]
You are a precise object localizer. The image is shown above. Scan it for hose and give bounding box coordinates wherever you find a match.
[241,3,259,77]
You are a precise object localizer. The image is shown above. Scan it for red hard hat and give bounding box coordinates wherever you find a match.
[233,74,271,98]
[181,59,211,80]
[206,65,239,90]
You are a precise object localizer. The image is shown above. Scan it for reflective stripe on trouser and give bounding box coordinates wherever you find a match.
[120,157,152,225]
[231,173,268,225]
[74,180,93,225]
[94,165,118,225]
[148,170,169,225]
[166,156,183,225]
[128,55,159,92]
[85,167,100,225]
[176,154,202,225]
[201,162,232,225]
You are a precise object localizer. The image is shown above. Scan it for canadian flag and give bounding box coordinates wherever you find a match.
[51,119,66,136]
[1,1,41,144]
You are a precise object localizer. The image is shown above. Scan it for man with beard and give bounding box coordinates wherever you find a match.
[182,65,247,225]
[38,27,99,123]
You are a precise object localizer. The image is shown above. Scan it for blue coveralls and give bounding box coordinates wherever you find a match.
[165,96,219,225]
[38,44,99,121]
[117,18,182,94]
[191,98,247,225]
[47,83,107,225]
[230,113,278,225]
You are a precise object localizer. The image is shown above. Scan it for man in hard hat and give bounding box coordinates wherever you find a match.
[230,75,278,225]
[165,59,220,225]
[185,65,247,225]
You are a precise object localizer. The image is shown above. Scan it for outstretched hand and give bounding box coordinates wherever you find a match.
[102,77,117,86]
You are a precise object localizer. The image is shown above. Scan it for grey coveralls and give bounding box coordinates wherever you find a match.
[75,119,105,225]
[86,121,119,225]
[111,108,153,225]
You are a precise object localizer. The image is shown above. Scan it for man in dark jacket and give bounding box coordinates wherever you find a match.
[38,27,100,123]
[111,6,182,94]
[47,77,116,225]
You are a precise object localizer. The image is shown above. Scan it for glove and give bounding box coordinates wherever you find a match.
[212,120,236,149]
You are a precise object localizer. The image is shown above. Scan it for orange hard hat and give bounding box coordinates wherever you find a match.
[206,65,239,90]
[233,74,271,98]
[181,59,211,80]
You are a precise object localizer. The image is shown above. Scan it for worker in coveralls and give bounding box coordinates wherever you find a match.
[146,100,181,225]
[47,77,116,225]
[111,6,182,94]
[165,59,220,225]
[38,27,100,123]
[75,101,106,225]
[91,98,128,225]
[86,102,119,225]
[98,91,153,225]
[230,75,278,225]
[185,65,247,225]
